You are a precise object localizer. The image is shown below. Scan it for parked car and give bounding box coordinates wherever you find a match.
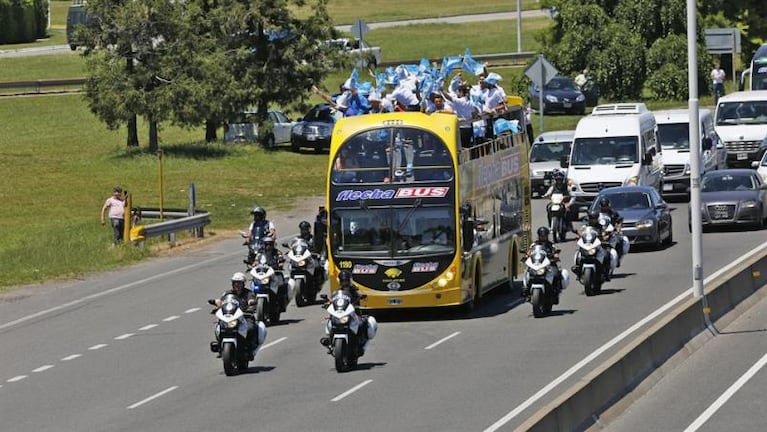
[291,104,339,153]
[588,186,673,250]
[529,130,574,197]
[528,76,586,115]
[753,150,767,182]
[224,110,294,148]
[690,169,767,231]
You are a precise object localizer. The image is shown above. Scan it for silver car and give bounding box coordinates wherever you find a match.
[529,130,574,197]
[224,110,295,148]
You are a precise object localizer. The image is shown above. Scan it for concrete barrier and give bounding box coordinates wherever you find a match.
[516,242,767,432]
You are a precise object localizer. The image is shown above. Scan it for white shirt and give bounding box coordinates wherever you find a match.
[450,97,477,122]
[711,68,725,84]
[483,87,506,112]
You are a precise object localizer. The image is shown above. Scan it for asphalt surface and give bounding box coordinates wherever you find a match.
[1,196,765,432]
[601,293,767,432]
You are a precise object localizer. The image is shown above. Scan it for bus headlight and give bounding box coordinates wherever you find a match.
[438,278,448,287]
[445,271,455,281]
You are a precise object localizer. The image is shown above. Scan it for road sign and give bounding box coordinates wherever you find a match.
[351,19,369,40]
[524,55,558,87]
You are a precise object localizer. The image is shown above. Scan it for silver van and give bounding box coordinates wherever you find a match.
[654,109,725,197]
[529,130,574,197]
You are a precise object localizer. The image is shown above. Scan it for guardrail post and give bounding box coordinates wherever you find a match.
[189,182,203,238]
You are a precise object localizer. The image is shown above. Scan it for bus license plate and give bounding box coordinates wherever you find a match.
[737,152,748,160]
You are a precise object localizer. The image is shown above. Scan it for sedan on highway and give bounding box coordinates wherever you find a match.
[588,186,673,249]
[528,76,586,115]
[753,150,767,182]
[291,104,338,153]
[690,169,767,231]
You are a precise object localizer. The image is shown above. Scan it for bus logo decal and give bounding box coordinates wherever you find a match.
[387,282,401,291]
[336,189,396,201]
[394,187,449,198]
[352,264,378,274]
[384,268,402,278]
[412,262,439,272]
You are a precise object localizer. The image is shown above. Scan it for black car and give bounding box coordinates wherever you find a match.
[588,186,673,250]
[690,169,767,231]
[291,104,338,153]
[528,76,586,115]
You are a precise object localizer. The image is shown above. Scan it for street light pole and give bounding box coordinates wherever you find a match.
[687,0,705,301]
[516,0,522,53]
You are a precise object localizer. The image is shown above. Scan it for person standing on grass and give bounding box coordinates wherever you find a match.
[101,186,125,244]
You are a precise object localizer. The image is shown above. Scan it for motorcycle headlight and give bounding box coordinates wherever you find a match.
[260,277,270,284]
[536,267,546,275]
[636,219,654,229]
[586,247,597,256]
[339,316,350,324]
[742,200,758,208]
[227,320,238,328]
[298,260,306,267]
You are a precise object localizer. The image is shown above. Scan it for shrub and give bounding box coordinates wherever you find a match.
[592,24,646,100]
[647,63,688,100]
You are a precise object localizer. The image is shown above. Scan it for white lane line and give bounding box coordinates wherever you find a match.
[126,386,179,410]
[139,324,158,331]
[88,344,108,351]
[331,379,373,402]
[184,308,201,314]
[7,375,28,383]
[483,241,767,432]
[684,352,767,432]
[61,354,82,361]
[260,336,287,350]
[162,315,179,322]
[32,365,54,373]
[115,333,134,340]
[425,331,461,350]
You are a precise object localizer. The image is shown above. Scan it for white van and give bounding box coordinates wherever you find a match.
[529,130,574,197]
[564,103,663,208]
[714,90,767,168]
[654,108,725,197]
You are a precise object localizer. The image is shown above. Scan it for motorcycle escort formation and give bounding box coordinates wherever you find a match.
[208,294,267,376]
[573,225,610,296]
[320,291,377,373]
[249,253,291,325]
[522,244,560,318]
[283,238,324,307]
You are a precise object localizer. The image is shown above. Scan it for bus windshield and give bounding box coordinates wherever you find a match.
[570,137,638,165]
[657,123,690,150]
[332,127,454,184]
[330,206,456,258]
[716,101,767,126]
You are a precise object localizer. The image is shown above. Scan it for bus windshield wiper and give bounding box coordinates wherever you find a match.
[395,198,423,236]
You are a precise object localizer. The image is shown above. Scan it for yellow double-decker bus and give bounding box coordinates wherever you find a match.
[325,98,531,310]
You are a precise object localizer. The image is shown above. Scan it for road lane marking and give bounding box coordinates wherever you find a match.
[483,241,767,432]
[684,352,767,432]
[139,324,158,331]
[88,344,108,350]
[7,375,27,383]
[331,379,373,402]
[115,333,134,340]
[162,315,179,322]
[184,308,201,314]
[126,386,179,410]
[0,233,300,331]
[32,365,54,373]
[61,354,81,361]
[260,337,287,350]
[425,331,461,350]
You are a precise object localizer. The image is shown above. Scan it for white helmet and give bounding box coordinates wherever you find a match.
[231,272,247,282]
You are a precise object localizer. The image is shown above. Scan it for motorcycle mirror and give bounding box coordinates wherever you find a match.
[281,242,289,248]
[207,299,216,305]
[239,231,248,238]
[319,294,328,301]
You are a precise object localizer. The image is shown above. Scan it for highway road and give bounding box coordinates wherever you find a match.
[1,197,765,432]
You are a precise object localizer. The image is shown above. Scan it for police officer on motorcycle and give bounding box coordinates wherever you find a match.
[261,236,285,269]
[542,169,577,234]
[598,197,628,263]
[212,272,259,355]
[575,209,615,281]
[523,227,566,302]
[246,206,276,244]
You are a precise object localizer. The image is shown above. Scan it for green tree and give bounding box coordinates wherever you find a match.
[700,0,767,63]
[592,23,646,100]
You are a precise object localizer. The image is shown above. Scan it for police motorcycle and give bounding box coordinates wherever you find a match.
[282,238,324,307]
[522,244,560,318]
[573,225,609,296]
[207,294,267,376]
[599,213,629,265]
[547,192,568,243]
[319,291,378,373]
[240,227,266,266]
[249,253,290,324]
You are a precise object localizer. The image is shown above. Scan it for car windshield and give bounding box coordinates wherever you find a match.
[330,206,456,258]
[657,123,691,150]
[530,141,571,162]
[601,192,652,210]
[716,101,767,126]
[544,78,577,91]
[701,174,756,192]
[570,137,638,165]
[303,106,334,123]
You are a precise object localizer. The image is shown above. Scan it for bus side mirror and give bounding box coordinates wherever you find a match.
[462,217,475,252]
[560,155,569,168]
[702,137,713,151]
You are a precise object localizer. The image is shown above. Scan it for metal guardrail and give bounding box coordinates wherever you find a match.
[132,207,211,246]
[0,78,85,93]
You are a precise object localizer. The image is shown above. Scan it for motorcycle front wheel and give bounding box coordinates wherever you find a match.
[256,298,266,323]
[551,216,561,242]
[222,343,237,376]
[583,267,596,297]
[334,338,349,372]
